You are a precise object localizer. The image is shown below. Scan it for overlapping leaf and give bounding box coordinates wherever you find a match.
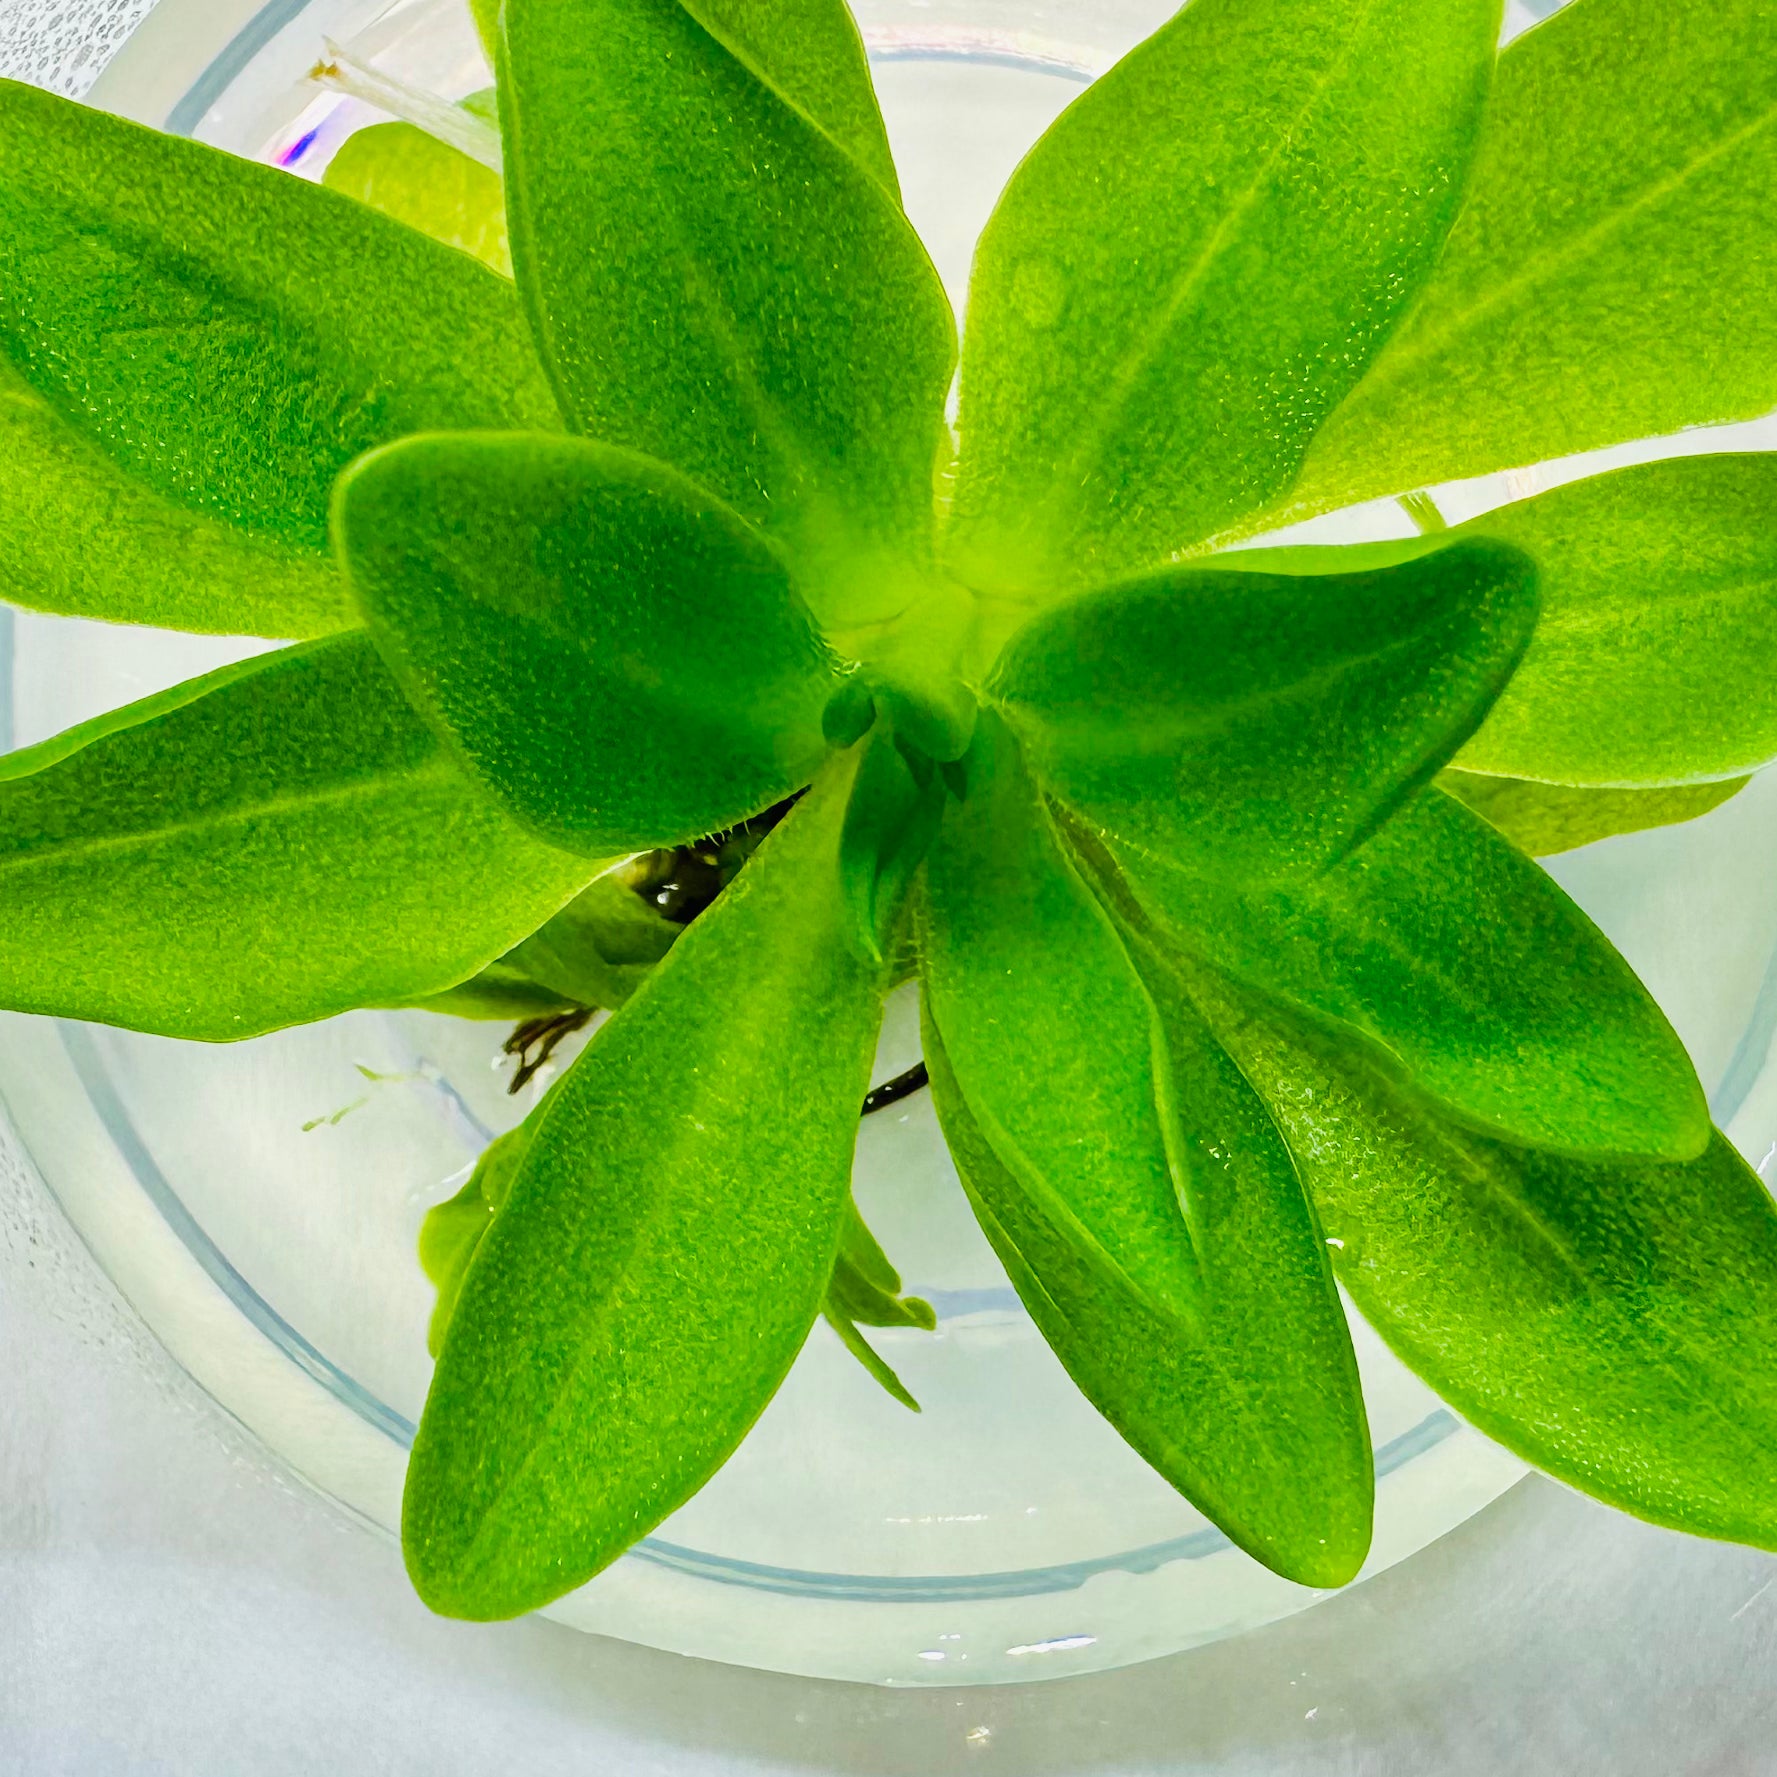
[1105,788,1708,1160]
[498,0,953,618]
[945,0,1499,597]
[404,762,885,1618]
[1190,961,1777,1552]
[1291,0,1777,514]
[1454,456,1777,784]
[924,1005,1371,1589]
[990,537,1538,880]
[336,432,843,856]
[0,634,599,1039]
[1441,770,1747,857]
[0,80,556,636]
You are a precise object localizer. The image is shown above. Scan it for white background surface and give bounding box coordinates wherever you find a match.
[4,1127,1777,1774]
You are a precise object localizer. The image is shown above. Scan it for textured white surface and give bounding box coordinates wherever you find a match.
[0,0,154,94]
[3,1108,1777,1772]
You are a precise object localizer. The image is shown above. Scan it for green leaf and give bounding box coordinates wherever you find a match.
[0,80,557,637]
[923,1007,1372,1589]
[1451,457,1777,784]
[1193,966,1777,1554]
[336,431,844,857]
[403,760,885,1618]
[944,0,1499,598]
[499,0,954,618]
[1440,769,1749,857]
[502,862,682,1010]
[323,120,511,275]
[822,1197,936,1412]
[991,537,1537,881]
[1290,0,1777,515]
[420,1120,533,1357]
[387,957,577,1022]
[471,0,501,62]
[837,730,948,963]
[1099,787,1709,1160]
[921,716,1206,1321]
[0,634,599,1040]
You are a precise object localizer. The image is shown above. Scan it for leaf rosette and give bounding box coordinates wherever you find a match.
[1,0,1776,1622]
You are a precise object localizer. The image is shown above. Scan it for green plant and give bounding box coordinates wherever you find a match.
[1,0,1775,1619]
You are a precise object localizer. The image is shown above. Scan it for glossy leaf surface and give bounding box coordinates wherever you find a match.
[1197,968,1777,1553]
[404,765,884,1618]
[323,121,511,275]
[946,0,1498,596]
[500,0,952,614]
[924,1009,1371,1589]
[503,863,682,1010]
[1108,788,1708,1160]
[0,80,556,636]
[337,432,842,856]
[992,538,1537,880]
[1291,0,1777,513]
[0,635,598,1040]
[1455,457,1777,783]
[1440,770,1747,857]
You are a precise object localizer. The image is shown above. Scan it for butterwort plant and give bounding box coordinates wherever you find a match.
[0,0,1775,1618]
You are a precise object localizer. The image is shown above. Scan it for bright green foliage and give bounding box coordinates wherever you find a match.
[337,432,842,856]
[1441,770,1748,856]
[403,765,884,1619]
[991,537,1537,879]
[1454,457,1777,784]
[0,0,1769,1629]
[0,80,556,636]
[420,1120,531,1356]
[946,0,1499,597]
[1291,0,1777,514]
[1108,788,1708,1160]
[838,729,948,962]
[322,121,511,276]
[822,1198,937,1412]
[925,1013,1371,1588]
[499,0,953,617]
[1196,969,1777,1553]
[502,863,681,1010]
[0,634,599,1039]
[923,717,1209,1323]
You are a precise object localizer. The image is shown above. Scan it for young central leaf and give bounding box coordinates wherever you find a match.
[0,634,600,1040]
[990,537,1537,881]
[499,0,955,618]
[402,759,885,1620]
[336,432,844,857]
[945,0,1500,597]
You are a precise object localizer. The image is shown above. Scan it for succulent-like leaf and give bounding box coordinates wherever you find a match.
[0,634,600,1040]
[420,1120,532,1357]
[1291,0,1777,514]
[403,762,885,1618]
[924,1005,1372,1589]
[336,431,843,857]
[1440,770,1748,857]
[1101,787,1709,1160]
[1453,457,1777,783]
[323,120,511,275]
[1194,963,1777,1554]
[499,0,953,617]
[502,864,682,1010]
[837,729,947,963]
[922,716,1206,1321]
[823,1197,936,1412]
[991,537,1537,880]
[944,0,1499,597]
[0,80,556,637]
